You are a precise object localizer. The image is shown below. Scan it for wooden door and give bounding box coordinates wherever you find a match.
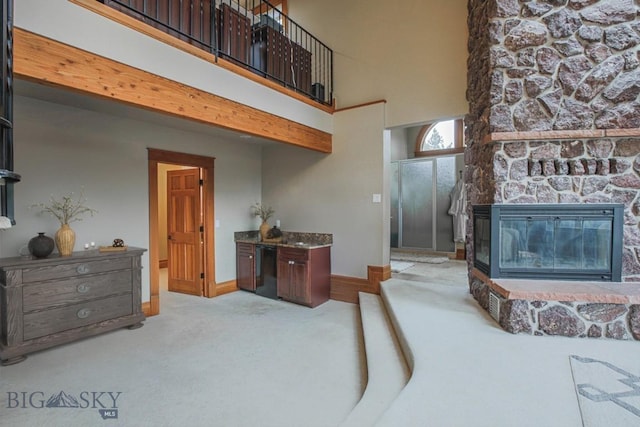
[167,168,203,296]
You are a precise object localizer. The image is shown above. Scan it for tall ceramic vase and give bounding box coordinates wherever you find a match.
[259,220,270,241]
[55,223,76,256]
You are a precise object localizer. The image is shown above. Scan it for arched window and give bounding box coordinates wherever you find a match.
[415,118,465,157]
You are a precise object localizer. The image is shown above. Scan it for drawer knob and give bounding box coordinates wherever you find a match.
[76,308,92,319]
[248,255,253,259]
[76,284,90,293]
[76,264,90,274]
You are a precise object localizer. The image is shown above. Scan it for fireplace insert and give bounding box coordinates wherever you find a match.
[473,204,623,281]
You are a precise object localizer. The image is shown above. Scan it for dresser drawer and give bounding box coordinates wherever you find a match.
[21,257,132,283]
[22,270,132,312]
[278,248,308,262]
[23,294,133,341]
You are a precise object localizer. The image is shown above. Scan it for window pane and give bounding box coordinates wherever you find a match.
[583,219,612,270]
[555,220,582,269]
[422,120,455,151]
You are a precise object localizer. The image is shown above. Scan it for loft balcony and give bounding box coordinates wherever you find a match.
[99,0,333,107]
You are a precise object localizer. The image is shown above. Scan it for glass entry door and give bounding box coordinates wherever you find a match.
[391,157,456,251]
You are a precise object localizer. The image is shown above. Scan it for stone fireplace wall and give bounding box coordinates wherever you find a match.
[466,0,640,280]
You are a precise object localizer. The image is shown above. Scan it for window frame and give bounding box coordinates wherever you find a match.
[414,118,465,157]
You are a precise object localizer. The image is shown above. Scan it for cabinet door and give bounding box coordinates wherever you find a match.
[236,244,255,291]
[289,261,310,304]
[276,258,289,299]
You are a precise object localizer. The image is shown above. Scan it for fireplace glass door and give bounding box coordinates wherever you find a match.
[499,217,613,272]
[473,204,623,281]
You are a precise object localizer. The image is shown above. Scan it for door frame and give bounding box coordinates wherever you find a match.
[148,148,216,316]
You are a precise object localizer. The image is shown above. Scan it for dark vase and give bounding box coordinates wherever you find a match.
[28,232,55,258]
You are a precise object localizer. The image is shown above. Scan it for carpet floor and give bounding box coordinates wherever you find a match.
[0,284,364,427]
[4,262,639,426]
[388,260,640,427]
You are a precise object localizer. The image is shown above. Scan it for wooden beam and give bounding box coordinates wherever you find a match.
[13,27,332,153]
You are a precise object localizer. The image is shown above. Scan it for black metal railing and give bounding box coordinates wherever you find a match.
[0,0,21,225]
[100,0,333,106]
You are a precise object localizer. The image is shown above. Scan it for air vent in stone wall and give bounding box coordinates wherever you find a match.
[489,291,501,322]
[528,158,620,177]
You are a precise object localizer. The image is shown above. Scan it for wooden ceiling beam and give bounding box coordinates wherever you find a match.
[13,28,332,153]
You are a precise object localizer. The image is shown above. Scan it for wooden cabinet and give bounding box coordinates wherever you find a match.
[236,242,331,307]
[0,248,146,365]
[236,242,256,291]
[277,246,330,308]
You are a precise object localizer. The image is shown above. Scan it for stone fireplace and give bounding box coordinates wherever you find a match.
[465,0,640,339]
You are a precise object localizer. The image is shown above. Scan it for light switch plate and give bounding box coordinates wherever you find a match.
[215,219,220,228]
[372,193,382,203]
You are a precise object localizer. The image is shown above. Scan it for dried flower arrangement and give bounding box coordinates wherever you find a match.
[32,190,98,226]
[251,202,274,222]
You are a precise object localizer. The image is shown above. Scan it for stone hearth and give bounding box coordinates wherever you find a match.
[470,269,640,340]
[465,0,640,339]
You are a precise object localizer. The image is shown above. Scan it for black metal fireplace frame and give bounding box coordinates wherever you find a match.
[473,204,624,282]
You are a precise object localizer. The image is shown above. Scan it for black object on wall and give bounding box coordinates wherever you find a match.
[0,0,20,224]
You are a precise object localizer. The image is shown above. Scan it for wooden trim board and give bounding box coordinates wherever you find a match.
[330,264,392,304]
[13,27,332,153]
[214,280,239,297]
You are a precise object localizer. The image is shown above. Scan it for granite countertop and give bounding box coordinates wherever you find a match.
[235,231,332,249]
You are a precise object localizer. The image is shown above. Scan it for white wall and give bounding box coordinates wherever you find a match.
[390,128,410,161]
[14,0,332,134]
[288,0,469,128]
[7,95,262,302]
[262,103,388,278]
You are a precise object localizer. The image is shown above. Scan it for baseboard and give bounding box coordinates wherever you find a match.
[142,294,159,317]
[215,279,238,297]
[330,264,391,304]
[142,301,150,316]
[367,264,391,294]
[330,275,370,304]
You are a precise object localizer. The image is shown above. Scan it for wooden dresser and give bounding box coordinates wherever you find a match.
[0,247,146,365]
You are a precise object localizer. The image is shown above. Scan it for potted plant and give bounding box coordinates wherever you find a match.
[251,202,274,241]
[32,190,97,256]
